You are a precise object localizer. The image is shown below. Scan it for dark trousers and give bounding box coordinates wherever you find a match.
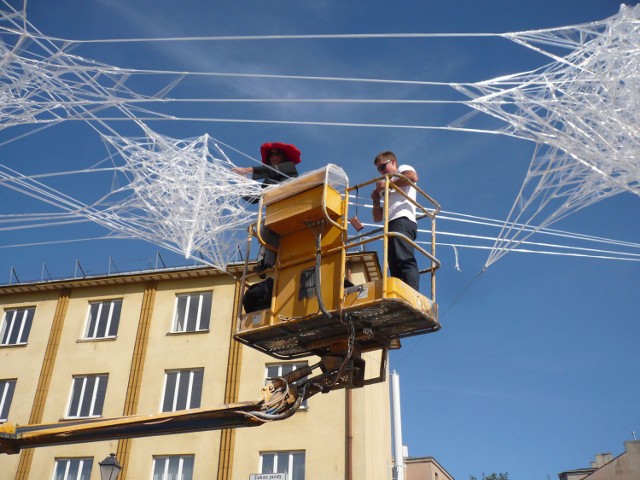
[257,225,279,267]
[388,217,419,291]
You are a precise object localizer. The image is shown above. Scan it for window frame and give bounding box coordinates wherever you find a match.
[52,457,93,480]
[65,374,108,419]
[1,307,35,346]
[83,299,122,340]
[171,291,212,334]
[151,454,195,480]
[0,378,17,422]
[160,368,204,412]
[259,450,305,480]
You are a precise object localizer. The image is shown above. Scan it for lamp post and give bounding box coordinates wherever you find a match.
[99,453,122,480]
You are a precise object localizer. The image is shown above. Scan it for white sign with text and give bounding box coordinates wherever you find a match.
[249,474,287,480]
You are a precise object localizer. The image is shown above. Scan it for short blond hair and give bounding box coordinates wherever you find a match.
[374,151,397,165]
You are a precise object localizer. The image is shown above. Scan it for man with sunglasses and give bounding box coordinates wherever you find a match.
[370,151,420,291]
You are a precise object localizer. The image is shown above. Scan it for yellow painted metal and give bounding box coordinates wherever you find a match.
[235,272,439,359]
[0,423,15,435]
[235,168,442,361]
[265,184,343,235]
[244,172,349,329]
[274,252,343,320]
[0,403,267,454]
[278,220,342,266]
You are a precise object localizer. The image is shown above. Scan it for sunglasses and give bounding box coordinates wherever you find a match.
[269,150,283,156]
[376,160,392,172]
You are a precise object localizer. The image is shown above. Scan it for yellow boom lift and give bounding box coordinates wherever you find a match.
[0,164,441,454]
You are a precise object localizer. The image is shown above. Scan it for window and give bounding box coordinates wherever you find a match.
[0,379,16,422]
[172,291,212,334]
[152,455,194,480]
[66,374,108,418]
[83,299,122,339]
[161,369,203,412]
[266,362,308,409]
[172,292,212,333]
[1,307,35,346]
[260,451,305,480]
[52,458,93,480]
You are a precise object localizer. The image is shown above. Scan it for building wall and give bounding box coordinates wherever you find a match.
[405,456,455,480]
[583,441,640,480]
[558,441,640,480]
[0,264,393,479]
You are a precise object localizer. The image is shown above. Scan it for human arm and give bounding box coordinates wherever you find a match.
[374,166,418,192]
[231,166,253,176]
[392,166,418,188]
[252,161,298,182]
[371,188,383,222]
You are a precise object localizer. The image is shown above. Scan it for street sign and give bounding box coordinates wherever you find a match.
[249,474,287,480]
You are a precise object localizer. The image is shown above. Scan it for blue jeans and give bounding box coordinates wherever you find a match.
[388,217,419,291]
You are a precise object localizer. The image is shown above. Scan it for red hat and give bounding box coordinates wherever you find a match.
[260,142,302,165]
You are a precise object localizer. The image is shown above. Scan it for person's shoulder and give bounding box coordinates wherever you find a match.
[280,161,299,173]
[398,164,416,173]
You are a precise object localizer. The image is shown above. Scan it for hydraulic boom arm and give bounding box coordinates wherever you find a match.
[0,356,363,454]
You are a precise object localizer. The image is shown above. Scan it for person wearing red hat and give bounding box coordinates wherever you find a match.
[232,142,302,275]
[232,142,301,191]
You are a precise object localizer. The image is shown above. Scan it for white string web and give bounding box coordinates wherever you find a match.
[452,4,640,267]
[0,129,265,271]
[0,1,179,138]
[0,2,266,271]
[1,1,638,277]
[96,127,264,270]
[0,37,157,133]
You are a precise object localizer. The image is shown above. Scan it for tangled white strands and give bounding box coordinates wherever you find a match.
[1,2,265,271]
[97,129,265,271]
[0,0,177,137]
[1,2,639,275]
[454,4,640,268]
[0,32,161,132]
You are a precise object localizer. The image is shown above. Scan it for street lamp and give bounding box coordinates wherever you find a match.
[99,453,122,480]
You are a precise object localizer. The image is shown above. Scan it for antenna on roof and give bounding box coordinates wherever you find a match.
[108,256,119,274]
[41,263,52,281]
[155,251,166,269]
[9,266,20,284]
[75,260,86,278]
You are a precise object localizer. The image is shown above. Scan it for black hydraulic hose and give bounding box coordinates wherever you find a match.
[313,227,332,319]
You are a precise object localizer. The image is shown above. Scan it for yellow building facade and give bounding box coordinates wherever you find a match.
[0,263,392,480]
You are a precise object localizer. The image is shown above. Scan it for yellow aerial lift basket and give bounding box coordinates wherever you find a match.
[234,164,441,365]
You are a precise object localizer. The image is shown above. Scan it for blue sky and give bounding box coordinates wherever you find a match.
[1,1,639,479]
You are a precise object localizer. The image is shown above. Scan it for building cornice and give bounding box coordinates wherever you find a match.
[0,251,380,295]
[0,264,243,295]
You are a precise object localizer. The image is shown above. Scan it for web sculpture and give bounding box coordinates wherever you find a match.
[1,3,265,272]
[0,3,176,134]
[1,2,639,275]
[97,128,266,271]
[453,4,640,268]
